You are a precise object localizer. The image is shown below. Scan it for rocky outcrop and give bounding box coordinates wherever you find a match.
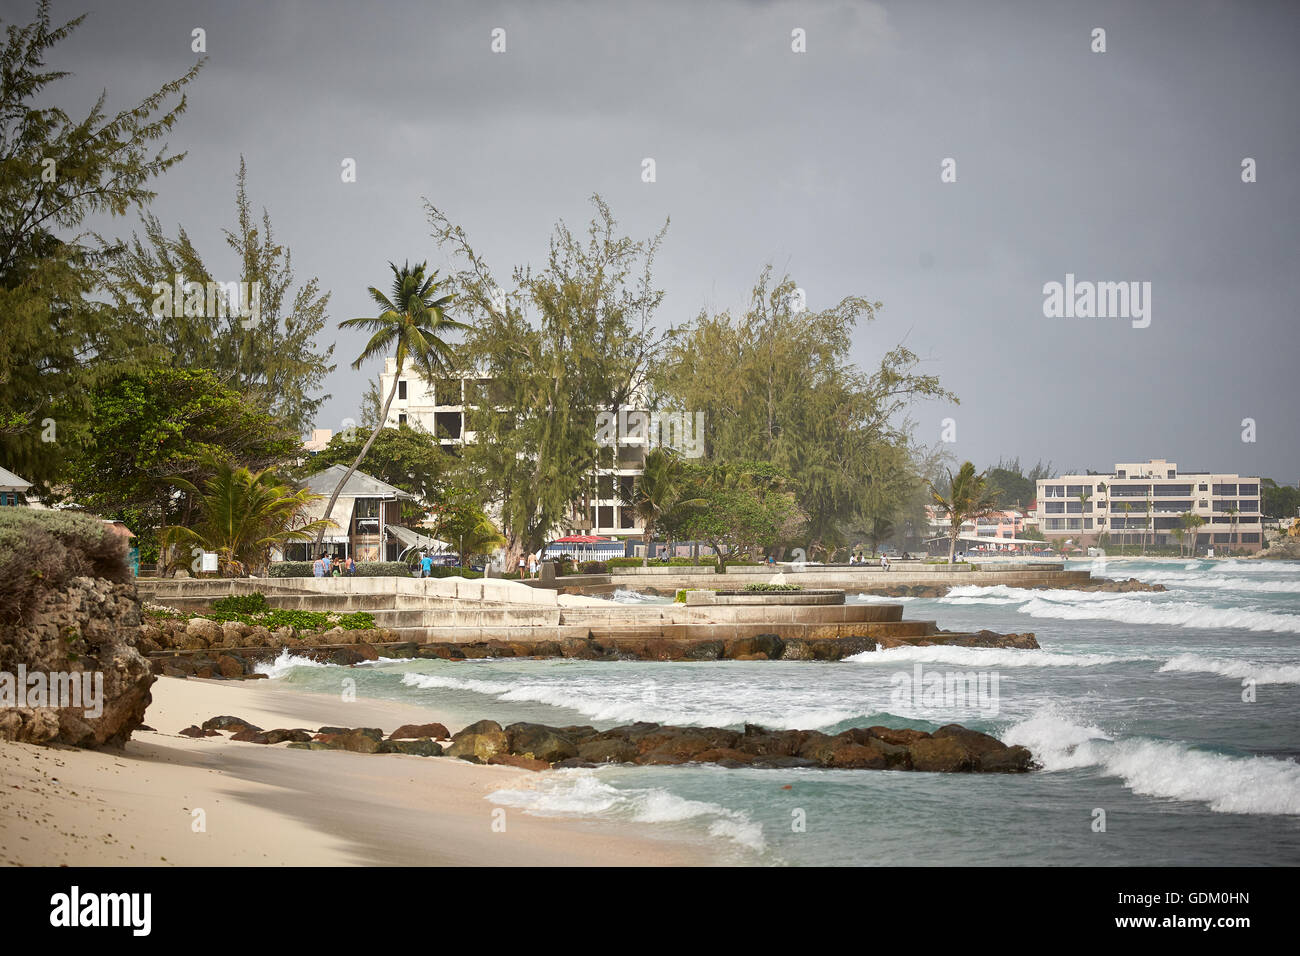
[0,509,154,747]
[196,711,1036,774]
[1072,577,1165,593]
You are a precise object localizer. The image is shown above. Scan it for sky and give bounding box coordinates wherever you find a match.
[16,0,1300,482]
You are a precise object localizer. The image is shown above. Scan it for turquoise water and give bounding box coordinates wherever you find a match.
[259,558,1300,865]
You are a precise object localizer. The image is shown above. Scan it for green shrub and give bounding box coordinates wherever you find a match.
[199,607,375,632]
[0,509,130,624]
[355,561,417,577]
[578,561,608,574]
[211,592,269,614]
[742,583,803,592]
[268,561,314,578]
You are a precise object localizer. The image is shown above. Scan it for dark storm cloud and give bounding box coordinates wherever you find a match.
[21,0,1300,480]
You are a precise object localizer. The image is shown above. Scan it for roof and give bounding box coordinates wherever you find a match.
[300,465,414,500]
[0,466,32,491]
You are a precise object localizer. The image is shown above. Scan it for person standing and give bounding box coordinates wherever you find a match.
[527,553,538,578]
[421,552,434,578]
[346,556,356,575]
[313,554,326,578]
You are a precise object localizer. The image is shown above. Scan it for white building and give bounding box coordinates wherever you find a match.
[1034,459,1263,552]
[377,358,648,544]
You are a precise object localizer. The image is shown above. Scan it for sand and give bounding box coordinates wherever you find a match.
[0,676,710,866]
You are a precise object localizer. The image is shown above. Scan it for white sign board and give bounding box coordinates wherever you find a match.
[200,552,219,573]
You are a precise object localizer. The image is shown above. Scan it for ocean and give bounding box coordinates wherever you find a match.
[255,558,1300,865]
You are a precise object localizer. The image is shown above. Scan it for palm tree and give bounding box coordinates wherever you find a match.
[1143,492,1153,555]
[162,461,334,576]
[316,262,465,548]
[1077,488,1092,545]
[619,448,698,566]
[928,461,1000,564]
[1224,504,1239,554]
[1185,512,1206,556]
[1095,482,1107,546]
[1121,501,1132,554]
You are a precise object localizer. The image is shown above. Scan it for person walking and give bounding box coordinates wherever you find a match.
[527,553,538,578]
[421,552,434,578]
[517,554,527,578]
[313,554,326,578]
[346,556,356,575]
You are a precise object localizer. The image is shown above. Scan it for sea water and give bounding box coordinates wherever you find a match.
[257,558,1300,865]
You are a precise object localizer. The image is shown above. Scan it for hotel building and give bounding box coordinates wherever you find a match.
[1034,459,1263,552]
[377,358,648,545]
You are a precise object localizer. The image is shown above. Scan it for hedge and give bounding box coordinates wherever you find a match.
[267,561,484,579]
[0,509,130,624]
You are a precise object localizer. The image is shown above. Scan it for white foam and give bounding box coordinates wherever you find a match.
[1004,709,1300,815]
[847,644,1140,668]
[253,649,333,679]
[488,768,767,852]
[401,670,860,729]
[1158,654,1300,686]
[1019,595,1300,633]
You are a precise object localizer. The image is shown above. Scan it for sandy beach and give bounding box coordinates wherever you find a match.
[0,676,710,866]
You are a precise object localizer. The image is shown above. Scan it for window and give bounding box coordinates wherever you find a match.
[1198,483,1208,492]
[1167,469,1176,478]
[398,380,407,400]
[397,413,407,424]
[1117,470,1126,479]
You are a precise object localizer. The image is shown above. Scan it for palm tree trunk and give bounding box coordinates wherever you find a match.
[316,359,403,549]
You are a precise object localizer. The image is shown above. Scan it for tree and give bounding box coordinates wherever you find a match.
[299,422,451,521]
[1182,511,1205,556]
[316,261,464,547]
[1077,488,1092,542]
[1223,503,1238,553]
[666,461,803,570]
[60,366,298,563]
[98,158,336,434]
[1122,501,1133,553]
[928,461,1000,564]
[0,1,202,487]
[160,460,332,576]
[426,487,504,566]
[1144,494,1153,555]
[618,448,698,566]
[426,195,669,569]
[655,267,953,551]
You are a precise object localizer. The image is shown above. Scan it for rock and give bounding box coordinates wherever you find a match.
[552,757,598,769]
[866,726,932,747]
[389,738,443,757]
[488,753,551,771]
[682,640,725,661]
[932,724,1008,760]
[577,738,640,764]
[388,722,451,741]
[445,719,508,763]
[505,722,579,763]
[328,648,366,666]
[822,741,890,769]
[724,633,785,659]
[263,728,313,744]
[752,755,819,769]
[215,655,245,679]
[186,618,223,643]
[178,725,205,737]
[286,742,335,751]
[736,726,806,757]
[314,729,386,753]
[693,747,756,765]
[0,532,155,747]
[908,735,975,772]
[202,715,262,734]
[637,726,741,761]
[230,729,270,744]
[977,744,1034,773]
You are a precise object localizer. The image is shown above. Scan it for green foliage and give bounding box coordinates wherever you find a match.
[654,267,954,558]
[984,458,1053,510]
[664,461,803,568]
[268,561,314,578]
[210,592,269,615]
[426,487,505,561]
[300,424,451,512]
[0,1,203,488]
[266,561,484,579]
[928,461,1001,564]
[578,561,608,573]
[607,555,717,568]
[427,195,668,565]
[0,508,129,624]
[1262,479,1300,520]
[201,607,375,631]
[317,260,466,546]
[98,158,336,434]
[159,457,331,576]
[742,583,803,592]
[60,366,298,560]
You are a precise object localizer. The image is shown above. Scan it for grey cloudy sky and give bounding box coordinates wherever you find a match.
[22,0,1300,481]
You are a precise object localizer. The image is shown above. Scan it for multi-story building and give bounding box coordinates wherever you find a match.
[926,507,1032,550]
[377,358,648,545]
[1035,459,1263,552]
